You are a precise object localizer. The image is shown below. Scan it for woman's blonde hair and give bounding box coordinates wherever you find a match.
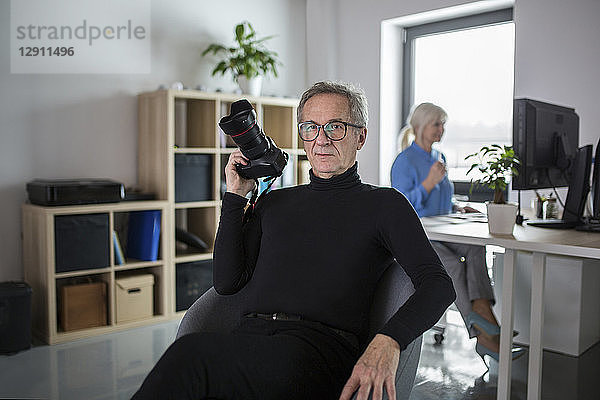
[399,102,447,151]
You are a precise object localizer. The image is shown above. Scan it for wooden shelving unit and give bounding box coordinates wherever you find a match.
[22,90,302,344]
[22,201,169,344]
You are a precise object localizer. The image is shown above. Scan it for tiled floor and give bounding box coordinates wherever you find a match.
[412,311,600,400]
[0,320,179,400]
[1,314,598,399]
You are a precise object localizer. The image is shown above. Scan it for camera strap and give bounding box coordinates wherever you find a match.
[243,176,278,224]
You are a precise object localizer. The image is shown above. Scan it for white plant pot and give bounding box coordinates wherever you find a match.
[237,75,263,97]
[486,202,518,235]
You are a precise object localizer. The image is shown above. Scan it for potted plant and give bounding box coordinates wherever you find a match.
[465,144,521,235]
[202,21,281,96]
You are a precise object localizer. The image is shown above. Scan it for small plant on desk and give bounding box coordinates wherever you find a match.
[465,144,520,204]
[465,145,520,234]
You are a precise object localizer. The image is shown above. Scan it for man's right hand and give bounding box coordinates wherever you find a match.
[225,150,256,197]
[421,161,447,193]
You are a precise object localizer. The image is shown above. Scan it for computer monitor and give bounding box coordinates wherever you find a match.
[528,145,592,229]
[512,98,580,190]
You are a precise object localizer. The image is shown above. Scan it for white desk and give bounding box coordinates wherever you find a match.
[421,216,600,400]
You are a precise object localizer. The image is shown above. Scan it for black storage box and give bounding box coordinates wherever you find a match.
[55,213,110,273]
[0,282,32,354]
[175,154,212,202]
[27,179,124,206]
[176,260,213,311]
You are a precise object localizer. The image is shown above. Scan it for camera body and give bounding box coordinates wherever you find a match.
[219,99,288,180]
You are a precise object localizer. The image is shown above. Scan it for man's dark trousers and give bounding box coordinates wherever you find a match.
[132,317,359,400]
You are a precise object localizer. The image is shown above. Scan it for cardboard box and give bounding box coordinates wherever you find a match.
[60,282,107,332]
[115,274,154,324]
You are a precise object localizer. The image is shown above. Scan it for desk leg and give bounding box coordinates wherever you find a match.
[527,252,546,400]
[497,248,516,400]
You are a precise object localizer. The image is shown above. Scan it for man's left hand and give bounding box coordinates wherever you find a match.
[339,334,400,400]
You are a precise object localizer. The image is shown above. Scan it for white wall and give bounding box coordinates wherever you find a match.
[0,0,306,281]
[306,0,473,185]
[306,0,600,193]
[512,0,600,209]
[513,0,600,147]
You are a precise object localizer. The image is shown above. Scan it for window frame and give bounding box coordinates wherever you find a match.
[401,8,514,124]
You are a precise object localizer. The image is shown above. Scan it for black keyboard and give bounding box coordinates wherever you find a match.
[526,219,578,229]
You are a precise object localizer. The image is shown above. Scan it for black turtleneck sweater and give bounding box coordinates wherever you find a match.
[213,163,455,350]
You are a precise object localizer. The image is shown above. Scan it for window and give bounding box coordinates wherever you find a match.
[402,9,514,181]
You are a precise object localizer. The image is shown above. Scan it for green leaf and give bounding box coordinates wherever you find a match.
[235,23,245,42]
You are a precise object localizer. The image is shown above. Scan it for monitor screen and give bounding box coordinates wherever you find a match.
[562,145,592,224]
[512,98,579,190]
[592,139,600,220]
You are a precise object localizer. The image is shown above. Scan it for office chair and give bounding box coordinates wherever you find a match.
[177,260,422,400]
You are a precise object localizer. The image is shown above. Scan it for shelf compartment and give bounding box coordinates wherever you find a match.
[113,210,163,265]
[175,207,217,257]
[54,213,110,274]
[56,273,110,334]
[263,104,295,149]
[174,98,217,148]
[116,265,166,318]
[175,153,214,203]
[175,259,213,312]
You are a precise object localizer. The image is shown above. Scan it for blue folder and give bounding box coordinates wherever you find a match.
[127,210,161,261]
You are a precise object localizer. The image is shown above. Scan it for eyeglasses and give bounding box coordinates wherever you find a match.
[298,120,363,142]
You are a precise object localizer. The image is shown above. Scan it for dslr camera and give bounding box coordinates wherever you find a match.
[219,99,288,180]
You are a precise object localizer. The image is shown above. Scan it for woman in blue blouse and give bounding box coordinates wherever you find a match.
[391,103,524,364]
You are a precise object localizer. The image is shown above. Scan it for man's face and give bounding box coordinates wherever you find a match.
[300,93,367,179]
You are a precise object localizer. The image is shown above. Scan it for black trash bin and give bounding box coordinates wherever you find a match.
[0,282,32,354]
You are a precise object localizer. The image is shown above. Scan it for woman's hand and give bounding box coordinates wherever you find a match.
[422,161,447,193]
[225,150,256,197]
[456,205,481,213]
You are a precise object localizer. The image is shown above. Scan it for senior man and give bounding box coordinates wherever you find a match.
[133,81,455,400]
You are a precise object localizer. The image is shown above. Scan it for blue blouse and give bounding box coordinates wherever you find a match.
[391,142,454,217]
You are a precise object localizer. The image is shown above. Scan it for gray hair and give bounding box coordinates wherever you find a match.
[297,81,369,127]
[399,102,447,150]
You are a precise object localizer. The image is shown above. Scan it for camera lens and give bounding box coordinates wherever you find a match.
[219,100,269,160]
[219,99,288,180]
